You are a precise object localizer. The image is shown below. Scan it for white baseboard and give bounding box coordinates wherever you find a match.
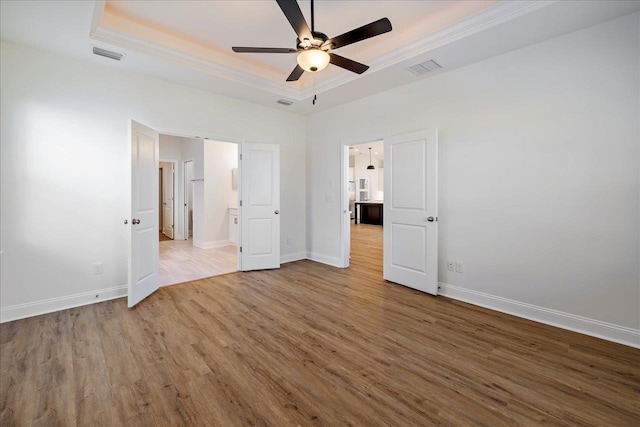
[193,239,231,249]
[281,251,307,264]
[0,285,127,323]
[306,252,344,268]
[438,283,640,349]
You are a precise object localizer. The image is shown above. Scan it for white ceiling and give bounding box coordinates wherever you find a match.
[350,140,384,162]
[2,1,639,115]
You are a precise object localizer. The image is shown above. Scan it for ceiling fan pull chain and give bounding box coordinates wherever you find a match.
[312,76,317,105]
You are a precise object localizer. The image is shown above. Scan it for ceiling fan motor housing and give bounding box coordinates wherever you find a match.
[297,31,330,50]
[232,0,391,81]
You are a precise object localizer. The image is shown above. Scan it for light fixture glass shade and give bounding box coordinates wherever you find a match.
[297,49,330,72]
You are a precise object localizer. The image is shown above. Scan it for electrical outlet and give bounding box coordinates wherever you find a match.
[447,261,454,271]
[93,263,103,275]
[455,262,463,273]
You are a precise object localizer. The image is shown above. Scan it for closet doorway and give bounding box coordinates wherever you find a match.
[159,161,176,241]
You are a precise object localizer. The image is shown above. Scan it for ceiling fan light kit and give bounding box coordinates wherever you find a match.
[297,48,330,72]
[232,0,392,82]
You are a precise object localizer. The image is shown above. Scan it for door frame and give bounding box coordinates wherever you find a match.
[340,138,383,268]
[159,158,178,239]
[141,126,244,272]
[182,158,194,241]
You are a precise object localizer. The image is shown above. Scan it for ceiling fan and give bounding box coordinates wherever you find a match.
[232,0,392,82]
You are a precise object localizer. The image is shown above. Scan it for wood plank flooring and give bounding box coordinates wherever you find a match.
[159,238,237,286]
[2,224,639,426]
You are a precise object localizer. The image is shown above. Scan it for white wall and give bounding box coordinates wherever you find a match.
[0,40,306,321]
[306,13,640,343]
[202,140,238,247]
[181,136,205,243]
[159,134,202,241]
[353,152,383,201]
[160,136,238,246]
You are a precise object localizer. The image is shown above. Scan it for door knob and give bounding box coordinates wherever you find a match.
[132,219,140,224]
[274,210,279,215]
[124,219,128,224]
[427,216,435,222]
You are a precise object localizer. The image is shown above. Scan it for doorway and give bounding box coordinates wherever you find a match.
[341,140,385,268]
[340,130,440,296]
[129,119,283,308]
[183,159,194,239]
[159,160,176,241]
[158,135,240,286]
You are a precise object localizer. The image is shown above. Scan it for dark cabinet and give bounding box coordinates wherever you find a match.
[355,202,383,226]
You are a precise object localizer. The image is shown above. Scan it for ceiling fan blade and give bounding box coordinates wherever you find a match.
[286,64,305,81]
[276,0,313,42]
[325,18,392,50]
[329,53,369,74]
[232,47,298,53]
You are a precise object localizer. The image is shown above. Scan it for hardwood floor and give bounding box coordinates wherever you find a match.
[159,238,237,286]
[1,224,639,426]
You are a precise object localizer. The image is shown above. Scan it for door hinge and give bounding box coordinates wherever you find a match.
[239,200,242,207]
[239,154,242,160]
[240,246,242,253]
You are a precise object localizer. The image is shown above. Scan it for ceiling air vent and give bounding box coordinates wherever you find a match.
[92,47,123,61]
[408,60,442,76]
[277,99,294,106]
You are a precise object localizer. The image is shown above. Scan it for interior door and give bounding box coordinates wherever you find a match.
[129,120,160,307]
[383,129,438,295]
[240,143,280,271]
[162,162,174,239]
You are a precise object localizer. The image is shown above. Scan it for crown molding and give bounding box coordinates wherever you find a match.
[303,0,555,99]
[89,0,554,102]
[90,24,303,100]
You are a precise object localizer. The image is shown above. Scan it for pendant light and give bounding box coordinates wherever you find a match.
[367,148,376,170]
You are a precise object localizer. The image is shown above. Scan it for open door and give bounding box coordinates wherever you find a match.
[240,143,280,271]
[129,120,160,307]
[161,162,174,239]
[383,129,438,295]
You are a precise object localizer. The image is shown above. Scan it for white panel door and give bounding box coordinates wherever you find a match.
[129,120,160,307]
[162,163,174,239]
[240,143,280,271]
[384,129,438,295]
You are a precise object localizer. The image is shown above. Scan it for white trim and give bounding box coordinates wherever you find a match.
[304,1,554,98]
[280,251,307,264]
[339,144,351,268]
[90,1,553,101]
[89,25,300,100]
[0,285,127,323]
[159,158,179,240]
[193,239,231,249]
[306,252,345,268]
[439,282,640,349]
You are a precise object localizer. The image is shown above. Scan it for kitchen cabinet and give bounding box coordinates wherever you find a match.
[355,202,383,226]
[357,176,370,201]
